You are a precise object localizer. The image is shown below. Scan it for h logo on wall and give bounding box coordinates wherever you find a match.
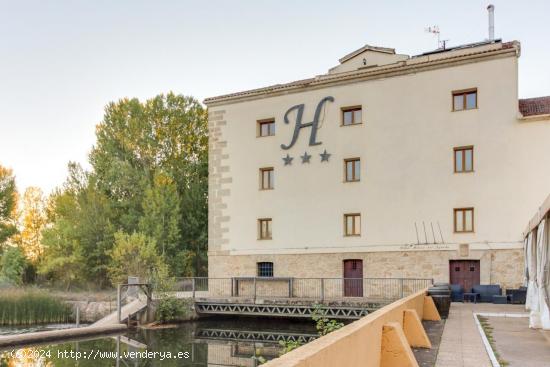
[280,96,334,165]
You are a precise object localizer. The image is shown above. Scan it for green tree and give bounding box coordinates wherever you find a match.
[40,163,115,288]
[0,246,27,285]
[41,92,208,287]
[90,92,208,276]
[179,157,208,275]
[0,165,18,245]
[40,189,85,290]
[108,231,168,285]
[139,172,182,274]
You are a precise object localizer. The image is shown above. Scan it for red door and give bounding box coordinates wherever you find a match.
[343,259,363,297]
[449,260,480,292]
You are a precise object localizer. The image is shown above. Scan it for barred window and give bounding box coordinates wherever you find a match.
[257,262,273,277]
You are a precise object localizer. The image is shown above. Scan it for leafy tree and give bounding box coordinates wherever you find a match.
[40,163,115,288]
[139,172,182,274]
[0,165,18,245]
[39,188,85,290]
[108,231,168,285]
[0,246,27,285]
[179,157,208,276]
[41,92,208,287]
[90,92,208,276]
[17,187,47,262]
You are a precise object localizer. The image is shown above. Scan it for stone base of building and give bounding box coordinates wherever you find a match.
[208,248,524,291]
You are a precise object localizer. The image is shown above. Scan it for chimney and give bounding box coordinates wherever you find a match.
[487,4,495,41]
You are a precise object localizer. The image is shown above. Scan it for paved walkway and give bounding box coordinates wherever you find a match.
[435,303,525,367]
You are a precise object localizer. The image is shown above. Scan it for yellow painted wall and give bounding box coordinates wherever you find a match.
[262,290,432,367]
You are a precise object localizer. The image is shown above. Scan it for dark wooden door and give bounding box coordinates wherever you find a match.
[343,259,363,297]
[449,260,480,292]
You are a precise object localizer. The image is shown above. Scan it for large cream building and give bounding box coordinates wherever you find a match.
[204,39,550,291]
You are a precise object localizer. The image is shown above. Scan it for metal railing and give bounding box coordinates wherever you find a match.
[116,281,152,323]
[171,277,432,302]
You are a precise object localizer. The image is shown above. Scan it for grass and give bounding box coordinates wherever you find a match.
[0,288,73,326]
[477,315,509,366]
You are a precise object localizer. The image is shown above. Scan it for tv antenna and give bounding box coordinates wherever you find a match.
[425,25,449,49]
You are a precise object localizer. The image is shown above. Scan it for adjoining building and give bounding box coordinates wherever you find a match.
[204,38,550,294]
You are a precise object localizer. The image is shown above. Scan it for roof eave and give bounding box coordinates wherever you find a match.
[518,113,550,122]
[204,43,519,107]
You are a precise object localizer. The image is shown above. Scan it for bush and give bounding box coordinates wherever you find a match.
[0,246,28,285]
[155,296,187,323]
[278,339,302,354]
[108,231,168,285]
[312,304,344,336]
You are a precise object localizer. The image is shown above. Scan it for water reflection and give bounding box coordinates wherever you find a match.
[0,318,318,366]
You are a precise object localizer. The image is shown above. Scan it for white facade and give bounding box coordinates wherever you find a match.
[205,41,550,288]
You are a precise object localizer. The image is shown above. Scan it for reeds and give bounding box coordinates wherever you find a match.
[0,288,72,325]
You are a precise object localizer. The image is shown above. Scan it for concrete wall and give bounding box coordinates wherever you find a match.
[66,301,114,323]
[262,290,435,367]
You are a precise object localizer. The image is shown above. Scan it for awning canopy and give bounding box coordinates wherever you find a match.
[524,193,550,237]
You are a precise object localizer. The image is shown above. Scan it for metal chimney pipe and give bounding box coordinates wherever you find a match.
[487,4,495,41]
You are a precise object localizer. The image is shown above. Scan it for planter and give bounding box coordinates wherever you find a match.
[431,295,451,319]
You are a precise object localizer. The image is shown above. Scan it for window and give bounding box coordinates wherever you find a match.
[342,106,362,126]
[345,158,361,182]
[452,89,477,111]
[454,146,474,173]
[258,218,272,239]
[344,213,361,236]
[260,167,274,190]
[454,208,474,233]
[257,262,274,277]
[257,119,275,137]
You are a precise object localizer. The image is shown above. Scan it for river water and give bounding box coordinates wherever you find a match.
[0,317,319,366]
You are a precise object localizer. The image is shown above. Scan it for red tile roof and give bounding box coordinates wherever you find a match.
[519,96,550,117]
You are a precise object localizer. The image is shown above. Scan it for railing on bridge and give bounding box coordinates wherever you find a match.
[172,277,433,302]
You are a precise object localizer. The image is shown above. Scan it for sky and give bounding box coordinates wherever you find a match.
[1,0,549,194]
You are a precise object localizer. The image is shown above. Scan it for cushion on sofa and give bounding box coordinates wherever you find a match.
[472,284,502,303]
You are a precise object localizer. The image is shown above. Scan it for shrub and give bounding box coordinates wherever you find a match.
[155,296,187,323]
[312,304,344,336]
[278,339,302,355]
[108,231,168,285]
[0,246,28,285]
